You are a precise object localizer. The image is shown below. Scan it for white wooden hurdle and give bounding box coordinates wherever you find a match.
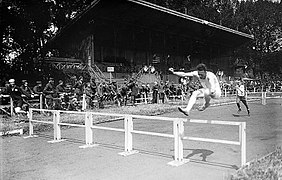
[247,91,282,105]
[183,119,246,167]
[26,108,247,167]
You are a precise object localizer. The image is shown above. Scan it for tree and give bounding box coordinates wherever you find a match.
[1,0,92,83]
[230,0,282,77]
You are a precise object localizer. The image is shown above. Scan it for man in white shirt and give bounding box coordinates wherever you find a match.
[169,63,221,116]
[235,79,250,115]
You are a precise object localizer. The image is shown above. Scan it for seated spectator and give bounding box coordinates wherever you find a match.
[7,79,29,113]
[33,81,43,95]
[20,80,34,99]
[56,80,65,94]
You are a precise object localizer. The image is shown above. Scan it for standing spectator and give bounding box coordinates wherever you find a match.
[139,84,147,103]
[145,84,151,99]
[120,81,128,106]
[90,78,97,95]
[152,81,159,104]
[84,82,95,108]
[97,82,105,108]
[43,77,56,109]
[128,79,138,106]
[159,81,165,103]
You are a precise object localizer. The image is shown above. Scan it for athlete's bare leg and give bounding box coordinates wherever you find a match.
[178,89,203,116]
[199,89,211,111]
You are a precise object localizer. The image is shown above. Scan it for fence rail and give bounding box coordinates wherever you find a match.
[26,108,247,167]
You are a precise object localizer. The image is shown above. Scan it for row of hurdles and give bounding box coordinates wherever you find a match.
[24,108,247,167]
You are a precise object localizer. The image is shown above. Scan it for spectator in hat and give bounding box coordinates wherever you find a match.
[6,79,29,113]
[20,80,34,99]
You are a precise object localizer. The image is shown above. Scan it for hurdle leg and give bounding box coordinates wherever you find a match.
[119,116,139,156]
[23,109,38,138]
[262,92,266,105]
[79,112,98,148]
[168,120,189,166]
[240,122,247,166]
[48,111,65,143]
[82,94,87,111]
[144,93,147,104]
[10,97,14,116]
[39,94,43,109]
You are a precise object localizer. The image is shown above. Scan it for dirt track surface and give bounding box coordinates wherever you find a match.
[1,99,282,180]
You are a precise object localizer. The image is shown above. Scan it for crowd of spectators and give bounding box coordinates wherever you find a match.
[0,75,194,114]
[1,71,281,114]
[219,76,282,96]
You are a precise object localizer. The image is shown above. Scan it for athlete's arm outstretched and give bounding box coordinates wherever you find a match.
[168,68,197,77]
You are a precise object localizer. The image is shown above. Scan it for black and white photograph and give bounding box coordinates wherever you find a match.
[1,0,282,179]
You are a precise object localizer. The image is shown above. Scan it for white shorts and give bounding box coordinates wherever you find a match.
[196,88,221,99]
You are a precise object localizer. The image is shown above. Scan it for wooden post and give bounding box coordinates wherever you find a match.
[119,116,139,156]
[10,97,14,116]
[125,116,133,152]
[82,94,87,111]
[39,94,43,109]
[48,111,64,143]
[23,108,38,139]
[144,93,148,104]
[240,122,247,166]
[79,112,98,148]
[85,112,93,145]
[168,119,189,166]
[54,111,61,140]
[262,92,266,105]
[29,108,33,136]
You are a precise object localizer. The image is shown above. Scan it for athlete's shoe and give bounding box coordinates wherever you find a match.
[198,103,210,111]
[237,109,242,114]
[178,107,189,116]
[247,109,250,116]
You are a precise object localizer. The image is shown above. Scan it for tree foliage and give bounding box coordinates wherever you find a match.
[1,0,282,82]
[147,0,282,76]
[1,0,92,82]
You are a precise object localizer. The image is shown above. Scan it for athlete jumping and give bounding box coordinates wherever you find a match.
[169,63,221,116]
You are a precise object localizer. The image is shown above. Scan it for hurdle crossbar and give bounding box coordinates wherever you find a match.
[182,119,246,167]
[26,108,246,167]
[247,91,282,105]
